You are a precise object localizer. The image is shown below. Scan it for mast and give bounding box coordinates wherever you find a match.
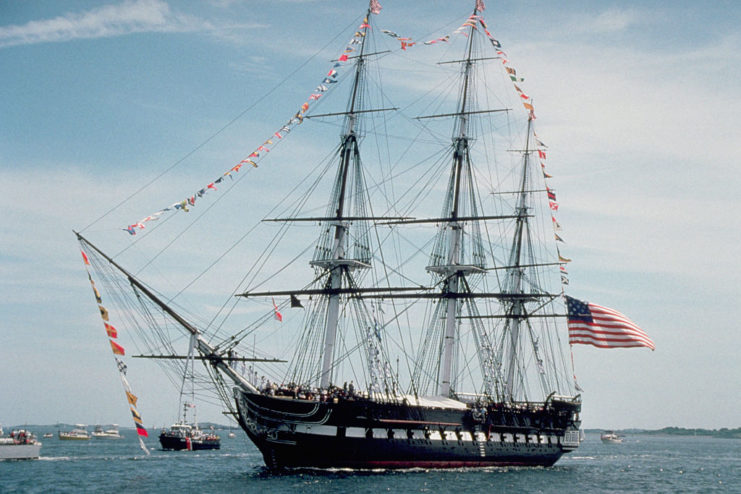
[314,9,373,389]
[433,8,479,397]
[503,116,534,400]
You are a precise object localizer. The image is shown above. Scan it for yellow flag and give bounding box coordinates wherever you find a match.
[98,305,109,321]
[126,391,138,407]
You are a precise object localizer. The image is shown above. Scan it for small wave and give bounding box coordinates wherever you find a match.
[38,456,72,461]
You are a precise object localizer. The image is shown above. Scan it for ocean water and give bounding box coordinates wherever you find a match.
[1,430,738,493]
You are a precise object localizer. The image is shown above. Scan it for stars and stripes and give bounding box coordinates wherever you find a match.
[565,296,655,350]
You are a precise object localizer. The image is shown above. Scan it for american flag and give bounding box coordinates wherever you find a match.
[565,296,654,350]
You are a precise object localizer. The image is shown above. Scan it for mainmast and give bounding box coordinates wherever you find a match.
[429,8,483,397]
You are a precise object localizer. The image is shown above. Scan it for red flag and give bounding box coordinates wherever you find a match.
[566,296,655,350]
[136,425,149,437]
[110,340,125,356]
[104,322,118,338]
[538,150,547,159]
[272,298,283,322]
[81,250,90,265]
[338,54,349,62]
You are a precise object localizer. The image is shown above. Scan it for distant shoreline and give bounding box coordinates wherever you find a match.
[586,427,741,439]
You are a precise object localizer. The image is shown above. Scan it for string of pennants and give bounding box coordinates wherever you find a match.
[380,5,573,285]
[121,0,573,280]
[80,249,150,455]
[123,12,382,236]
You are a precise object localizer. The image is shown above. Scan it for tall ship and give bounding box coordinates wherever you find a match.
[77,1,583,469]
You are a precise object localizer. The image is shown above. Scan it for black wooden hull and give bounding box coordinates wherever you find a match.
[234,389,581,469]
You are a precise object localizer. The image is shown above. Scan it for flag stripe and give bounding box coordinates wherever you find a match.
[567,324,653,341]
[568,329,655,346]
[568,325,655,349]
[565,296,654,350]
[569,335,647,346]
[568,337,652,349]
[568,320,647,336]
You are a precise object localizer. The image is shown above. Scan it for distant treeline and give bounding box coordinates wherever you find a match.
[642,427,741,439]
[586,427,741,438]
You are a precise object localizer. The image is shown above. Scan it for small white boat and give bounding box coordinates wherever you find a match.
[600,431,623,444]
[91,424,122,439]
[58,424,90,440]
[0,429,42,460]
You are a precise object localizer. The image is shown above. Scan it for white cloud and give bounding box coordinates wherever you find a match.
[588,8,640,33]
[0,0,265,48]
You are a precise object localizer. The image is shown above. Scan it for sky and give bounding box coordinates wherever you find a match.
[1,0,740,433]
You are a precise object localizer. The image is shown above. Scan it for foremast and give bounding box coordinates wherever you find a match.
[311,8,374,389]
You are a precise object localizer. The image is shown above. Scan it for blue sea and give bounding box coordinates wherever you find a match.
[1,430,739,493]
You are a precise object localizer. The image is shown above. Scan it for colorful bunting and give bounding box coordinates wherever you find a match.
[116,357,127,375]
[110,339,125,356]
[79,247,149,455]
[90,280,102,303]
[126,390,138,407]
[104,322,118,338]
[125,15,376,235]
[119,6,574,289]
